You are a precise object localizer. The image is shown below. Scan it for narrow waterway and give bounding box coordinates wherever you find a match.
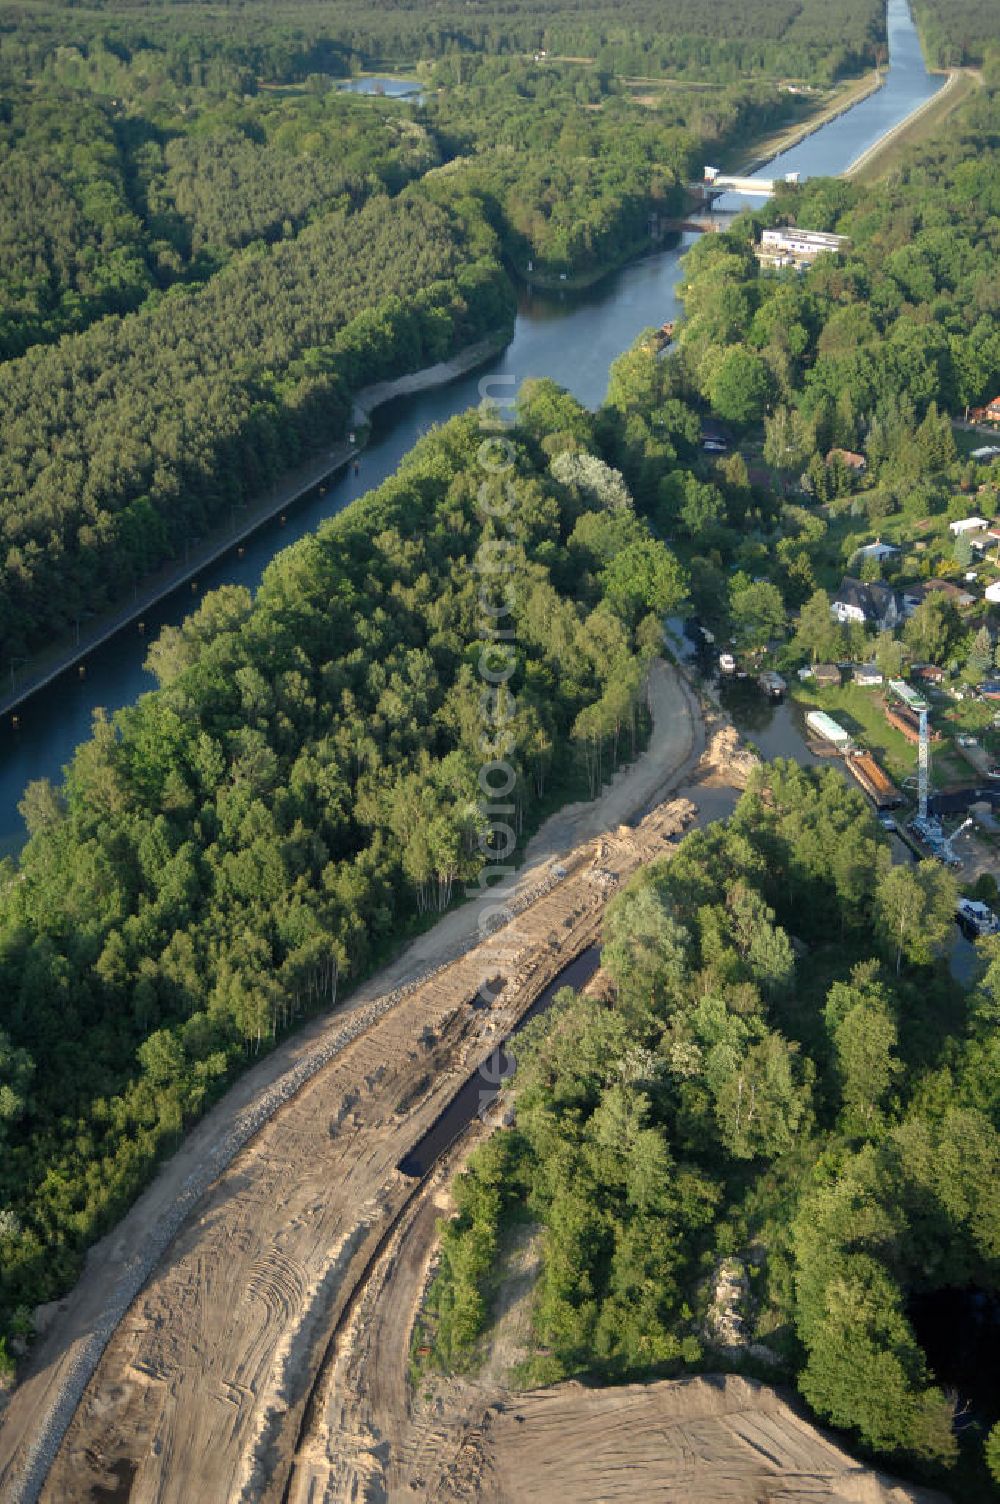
[0,0,943,853]
[712,0,943,210]
[397,945,601,1178]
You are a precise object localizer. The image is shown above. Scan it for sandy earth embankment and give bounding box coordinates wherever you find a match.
[0,664,699,1503]
[1,668,949,1504]
[282,965,948,1504]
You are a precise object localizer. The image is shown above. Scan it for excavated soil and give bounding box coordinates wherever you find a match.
[0,668,945,1504]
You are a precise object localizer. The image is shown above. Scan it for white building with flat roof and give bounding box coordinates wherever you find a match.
[760,226,850,260]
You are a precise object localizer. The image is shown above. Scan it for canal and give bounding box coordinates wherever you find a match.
[0,0,944,854]
[397,945,601,1179]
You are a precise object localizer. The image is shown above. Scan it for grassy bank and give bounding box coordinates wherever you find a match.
[849,68,980,182]
[721,69,885,174]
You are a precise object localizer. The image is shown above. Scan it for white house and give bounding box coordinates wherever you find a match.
[985,581,1000,605]
[854,539,899,564]
[949,516,990,536]
[852,664,884,686]
[760,226,850,259]
[831,576,901,631]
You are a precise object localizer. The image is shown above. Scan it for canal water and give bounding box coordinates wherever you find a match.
[0,1,943,853]
[337,76,422,98]
[712,0,942,212]
[397,945,600,1178]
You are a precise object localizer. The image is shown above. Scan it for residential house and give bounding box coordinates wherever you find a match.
[831,576,901,631]
[969,397,1000,426]
[915,578,975,609]
[854,538,899,565]
[912,663,946,685]
[813,662,843,688]
[949,515,989,536]
[971,446,1000,463]
[984,581,1000,605]
[851,664,884,686]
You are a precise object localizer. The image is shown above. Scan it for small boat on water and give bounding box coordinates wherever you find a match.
[758,670,786,701]
[646,321,676,353]
[957,898,1000,938]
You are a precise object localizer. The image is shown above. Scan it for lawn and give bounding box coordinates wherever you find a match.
[792,678,1000,790]
[789,678,990,790]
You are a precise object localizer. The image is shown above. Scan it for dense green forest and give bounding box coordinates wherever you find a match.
[0,2,834,665]
[419,58,798,279]
[911,0,999,69]
[0,190,512,660]
[0,0,886,87]
[0,88,152,358]
[0,391,684,1373]
[425,761,1000,1495]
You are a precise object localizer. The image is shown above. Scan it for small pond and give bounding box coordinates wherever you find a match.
[909,1287,1000,1427]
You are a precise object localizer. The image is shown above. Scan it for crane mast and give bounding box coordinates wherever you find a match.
[917,708,929,821]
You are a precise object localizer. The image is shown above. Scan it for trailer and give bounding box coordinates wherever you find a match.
[805,710,851,750]
[846,751,901,809]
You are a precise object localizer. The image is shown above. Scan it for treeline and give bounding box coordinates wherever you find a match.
[0,192,514,662]
[0,0,886,88]
[140,88,439,265]
[0,79,442,355]
[426,761,1000,1494]
[911,0,999,69]
[419,60,801,279]
[0,390,685,1369]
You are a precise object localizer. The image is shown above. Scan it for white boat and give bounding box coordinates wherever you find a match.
[956,899,1000,938]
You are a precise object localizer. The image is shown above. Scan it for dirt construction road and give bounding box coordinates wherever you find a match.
[0,663,948,1504]
[0,663,703,1503]
[282,985,947,1504]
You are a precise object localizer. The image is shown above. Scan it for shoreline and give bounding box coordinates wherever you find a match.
[0,330,511,726]
[844,66,968,177]
[728,67,886,177]
[0,56,926,730]
[516,228,672,293]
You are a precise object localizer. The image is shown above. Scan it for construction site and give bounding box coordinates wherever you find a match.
[0,660,951,1504]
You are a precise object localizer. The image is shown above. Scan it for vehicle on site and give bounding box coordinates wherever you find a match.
[910,814,973,868]
[956,898,1000,939]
